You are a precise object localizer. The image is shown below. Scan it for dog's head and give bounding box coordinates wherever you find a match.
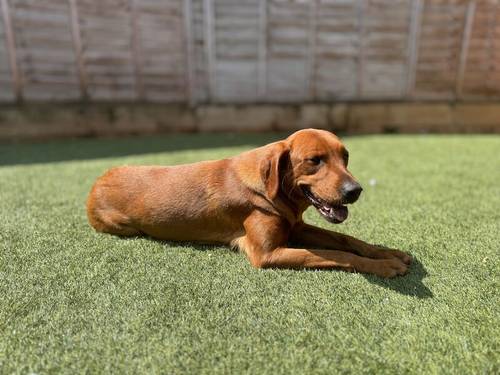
[262,129,362,223]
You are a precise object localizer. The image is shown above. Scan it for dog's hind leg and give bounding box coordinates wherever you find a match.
[87,208,141,237]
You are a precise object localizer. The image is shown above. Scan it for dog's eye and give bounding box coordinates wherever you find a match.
[307,156,322,166]
[342,151,349,165]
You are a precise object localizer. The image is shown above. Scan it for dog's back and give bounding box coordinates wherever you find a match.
[86,160,247,243]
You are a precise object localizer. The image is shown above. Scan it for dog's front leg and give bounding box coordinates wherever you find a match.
[237,211,408,278]
[289,222,412,265]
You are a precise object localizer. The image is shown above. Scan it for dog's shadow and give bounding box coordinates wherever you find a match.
[125,237,433,298]
[362,257,433,299]
[167,242,433,299]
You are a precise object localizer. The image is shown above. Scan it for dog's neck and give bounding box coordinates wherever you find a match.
[275,179,310,225]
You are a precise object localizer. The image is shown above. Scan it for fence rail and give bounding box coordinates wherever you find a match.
[1,0,499,104]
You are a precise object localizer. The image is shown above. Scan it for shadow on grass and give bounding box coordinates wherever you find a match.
[181,243,432,299]
[0,132,286,166]
[127,236,432,299]
[363,258,433,299]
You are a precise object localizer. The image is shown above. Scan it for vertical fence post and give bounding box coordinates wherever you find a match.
[129,0,145,100]
[456,1,476,98]
[307,0,317,100]
[183,0,196,106]
[257,0,267,101]
[203,0,216,102]
[68,0,88,99]
[356,0,365,98]
[1,0,22,101]
[406,0,423,98]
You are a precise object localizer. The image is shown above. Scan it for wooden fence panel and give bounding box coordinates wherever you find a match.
[77,0,136,100]
[315,0,361,99]
[462,0,500,97]
[413,0,468,99]
[0,3,14,101]
[211,0,261,102]
[133,0,187,102]
[8,0,80,100]
[1,0,500,104]
[192,0,209,103]
[360,0,411,98]
[267,0,310,101]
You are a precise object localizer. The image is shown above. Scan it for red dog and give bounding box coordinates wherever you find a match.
[87,129,411,277]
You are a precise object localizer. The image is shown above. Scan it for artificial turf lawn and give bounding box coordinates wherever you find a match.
[0,133,498,374]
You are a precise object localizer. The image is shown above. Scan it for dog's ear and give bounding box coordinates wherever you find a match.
[235,140,290,200]
[260,141,290,200]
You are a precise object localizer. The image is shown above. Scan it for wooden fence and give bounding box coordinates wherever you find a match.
[1,0,499,104]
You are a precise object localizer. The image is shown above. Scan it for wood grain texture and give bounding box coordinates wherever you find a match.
[414,0,468,99]
[462,0,500,97]
[0,0,15,101]
[0,0,499,103]
[9,0,79,100]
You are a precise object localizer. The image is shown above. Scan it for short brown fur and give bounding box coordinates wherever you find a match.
[87,129,411,278]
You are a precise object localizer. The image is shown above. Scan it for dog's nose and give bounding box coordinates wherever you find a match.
[341,181,363,203]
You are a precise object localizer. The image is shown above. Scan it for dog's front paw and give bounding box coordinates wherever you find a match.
[388,249,412,265]
[375,245,412,265]
[374,258,409,278]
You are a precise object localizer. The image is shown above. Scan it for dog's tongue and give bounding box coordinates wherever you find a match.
[333,205,348,222]
[318,204,348,223]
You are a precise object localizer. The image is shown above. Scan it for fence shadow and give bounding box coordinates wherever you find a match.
[0,132,286,166]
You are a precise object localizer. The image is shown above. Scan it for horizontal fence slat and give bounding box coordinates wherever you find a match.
[0,0,500,103]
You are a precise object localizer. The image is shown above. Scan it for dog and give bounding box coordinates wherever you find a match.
[87,129,411,278]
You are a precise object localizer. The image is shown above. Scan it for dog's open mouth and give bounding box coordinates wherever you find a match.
[301,186,348,224]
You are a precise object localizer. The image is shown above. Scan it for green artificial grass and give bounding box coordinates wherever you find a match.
[0,133,499,374]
